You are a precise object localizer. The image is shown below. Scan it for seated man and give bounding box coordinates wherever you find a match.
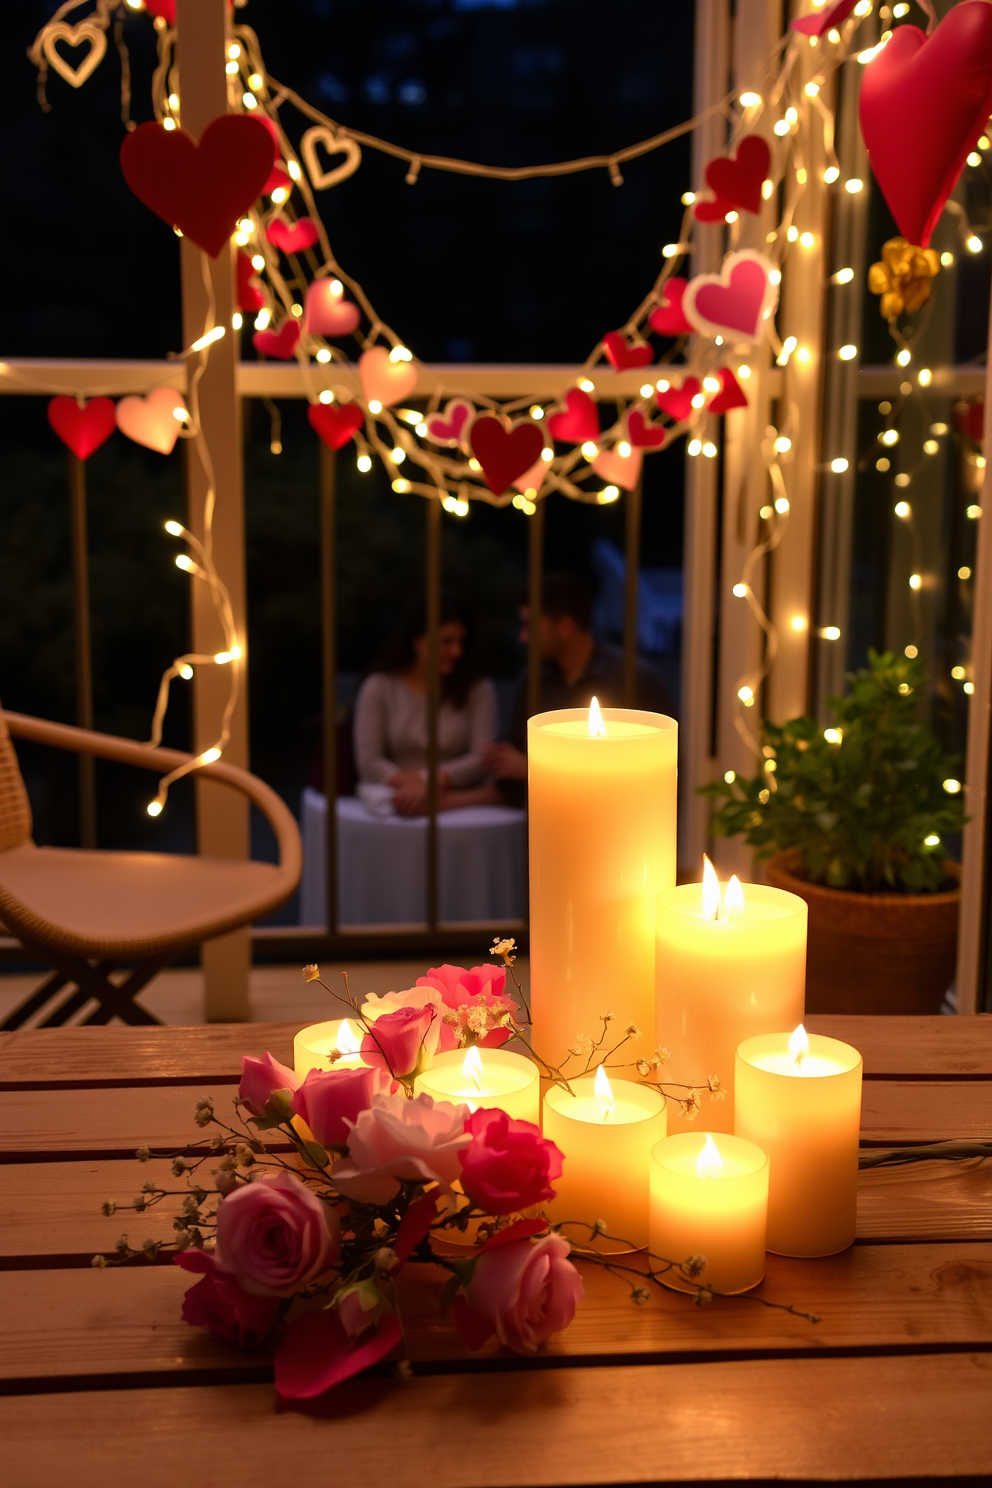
[483,571,674,785]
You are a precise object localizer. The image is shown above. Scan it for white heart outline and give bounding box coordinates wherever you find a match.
[42,20,107,89]
[301,126,362,191]
[682,249,779,345]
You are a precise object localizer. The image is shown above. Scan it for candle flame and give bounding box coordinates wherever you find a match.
[701,855,721,920]
[696,1132,724,1179]
[588,696,606,737]
[721,874,745,922]
[788,1024,810,1067]
[337,1019,360,1055]
[462,1044,485,1093]
[594,1063,615,1121]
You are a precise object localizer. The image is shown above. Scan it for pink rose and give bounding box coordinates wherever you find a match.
[215,1170,340,1296]
[417,964,520,1051]
[239,1051,300,1116]
[290,1065,390,1149]
[331,1091,470,1205]
[275,1307,402,1399]
[459,1107,563,1215]
[175,1250,278,1350]
[336,1280,380,1338]
[360,1004,439,1081]
[457,1228,583,1354]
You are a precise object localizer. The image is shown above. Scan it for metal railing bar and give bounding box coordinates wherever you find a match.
[319,442,338,936]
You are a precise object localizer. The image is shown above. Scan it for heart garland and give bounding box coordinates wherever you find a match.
[47,396,116,460]
[469,416,545,495]
[602,331,654,371]
[546,388,599,444]
[252,319,301,360]
[791,0,857,38]
[656,377,701,423]
[591,443,643,490]
[304,280,361,337]
[116,386,183,455]
[301,126,362,191]
[308,403,364,451]
[627,410,667,449]
[648,279,693,337]
[266,218,321,255]
[359,347,418,408]
[708,367,749,414]
[237,252,265,313]
[694,137,771,222]
[425,399,475,446]
[683,251,778,344]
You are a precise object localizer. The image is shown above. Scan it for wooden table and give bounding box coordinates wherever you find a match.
[1,1015,990,1487]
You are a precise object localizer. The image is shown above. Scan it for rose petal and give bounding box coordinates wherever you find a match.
[275,1308,403,1399]
[394,1190,439,1265]
[478,1216,550,1253]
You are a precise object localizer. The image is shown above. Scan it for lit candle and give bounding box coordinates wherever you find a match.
[649,1131,769,1293]
[735,1025,863,1257]
[415,1045,540,1125]
[543,1066,667,1251]
[293,1017,366,1079]
[655,859,807,1132]
[529,702,677,1060]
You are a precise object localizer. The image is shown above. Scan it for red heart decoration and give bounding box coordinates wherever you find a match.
[860,3,992,247]
[145,0,175,19]
[252,318,300,359]
[683,251,776,342]
[708,367,749,414]
[425,398,474,445]
[470,416,545,495]
[307,402,364,451]
[266,217,320,255]
[697,137,771,218]
[655,377,701,423]
[546,387,599,444]
[953,399,985,443]
[602,332,653,371]
[47,396,116,461]
[264,163,292,196]
[237,251,265,313]
[791,0,857,37]
[648,279,693,337]
[304,280,361,338]
[627,410,667,449]
[120,116,275,259]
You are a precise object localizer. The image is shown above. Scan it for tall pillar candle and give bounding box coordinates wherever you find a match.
[655,864,807,1132]
[529,704,677,1061]
[735,1027,862,1256]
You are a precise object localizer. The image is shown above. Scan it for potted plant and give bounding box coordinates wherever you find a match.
[699,651,966,1014]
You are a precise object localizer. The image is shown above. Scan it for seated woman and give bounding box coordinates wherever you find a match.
[353,599,501,816]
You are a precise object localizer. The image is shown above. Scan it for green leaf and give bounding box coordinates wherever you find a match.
[301,1140,329,1170]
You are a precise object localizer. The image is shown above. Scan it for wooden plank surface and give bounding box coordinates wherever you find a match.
[859,1080,992,1144]
[4,1157,990,1266]
[1,1244,989,1386]
[3,1014,989,1088]
[3,1354,990,1488]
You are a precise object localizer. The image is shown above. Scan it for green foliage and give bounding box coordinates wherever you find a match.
[699,651,965,893]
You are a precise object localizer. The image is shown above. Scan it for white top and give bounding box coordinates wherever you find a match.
[353,673,497,788]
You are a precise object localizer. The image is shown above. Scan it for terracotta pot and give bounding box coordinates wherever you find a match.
[764,850,959,1015]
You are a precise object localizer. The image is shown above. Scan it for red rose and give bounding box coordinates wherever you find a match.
[360,1003,438,1081]
[458,1107,563,1215]
[417,963,520,1050]
[175,1250,278,1350]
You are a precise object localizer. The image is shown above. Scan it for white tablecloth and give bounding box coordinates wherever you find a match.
[300,789,527,927]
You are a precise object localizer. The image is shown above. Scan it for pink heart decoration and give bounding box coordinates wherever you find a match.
[264,163,292,197]
[655,377,701,423]
[359,346,418,408]
[266,217,320,255]
[116,385,182,455]
[237,251,264,313]
[47,396,116,460]
[546,387,599,444]
[591,443,643,491]
[648,279,693,337]
[470,416,545,495]
[512,457,547,496]
[708,367,749,414]
[859,2,992,247]
[304,280,361,337]
[602,332,653,371]
[627,410,667,449]
[425,398,474,446]
[683,251,778,344]
[307,402,364,451]
[791,0,857,37]
[695,137,771,221]
[252,318,301,359]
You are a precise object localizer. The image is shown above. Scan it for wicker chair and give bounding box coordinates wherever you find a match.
[0,704,301,1028]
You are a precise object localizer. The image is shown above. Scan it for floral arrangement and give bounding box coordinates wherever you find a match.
[95,944,809,1400]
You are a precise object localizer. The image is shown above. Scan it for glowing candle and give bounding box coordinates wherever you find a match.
[415,1045,540,1124]
[655,859,807,1132]
[735,1025,863,1257]
[543,1066,667,1251]
[529,702,677,1061]
[293,1017,367,1078]
[649,1131,769,1293]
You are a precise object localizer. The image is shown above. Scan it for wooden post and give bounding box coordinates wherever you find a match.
[425,497,441,931]
[623,475,642,706]
[319,442,337,935]
[68,452,97,848]
[527,498,545,718]
[175,0,250,1021]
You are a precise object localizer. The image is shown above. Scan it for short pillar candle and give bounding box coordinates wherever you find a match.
[543,1069,667,1252]
[655,862,807,1132]
[414,1046,540,1126]
[735,1028,863,1257]
[294,1018,367,1079]
[649,1131,769,1294]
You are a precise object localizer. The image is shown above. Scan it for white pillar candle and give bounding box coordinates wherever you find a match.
[649,1131,769,1293]
[415,1046,540,1125]
[735,1027,863,1257]
[529,703,677,1062]
[543,1068,667,1252]
[294,1018,367,1078]
[655,861,807,1132]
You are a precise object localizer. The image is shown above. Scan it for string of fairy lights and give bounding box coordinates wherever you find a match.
[22,0,988,805]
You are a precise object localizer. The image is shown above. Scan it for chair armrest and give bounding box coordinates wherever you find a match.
[4,712,302,884]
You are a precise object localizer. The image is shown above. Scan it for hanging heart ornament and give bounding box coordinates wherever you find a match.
[469,416,545,495]
[301,126,362,190]
[425,399,475,446]
[859,1,992,247]
[47,397,117,460]
[683,251,779,344]
[359,347,418,408]
[42,21,107,89]
[116,386,183,455]
[308,403,364,451]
